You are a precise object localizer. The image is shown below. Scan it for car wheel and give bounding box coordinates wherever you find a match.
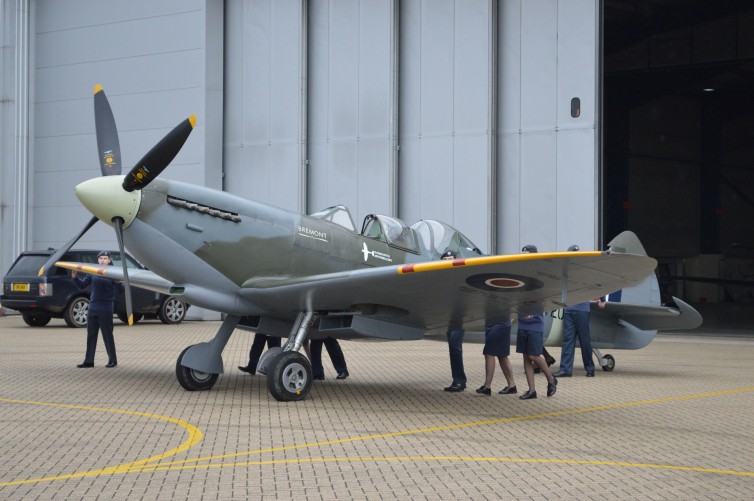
[22,312,52,327]
[116,311,144,324]
[159,297,187,324]
[64,297,89,328]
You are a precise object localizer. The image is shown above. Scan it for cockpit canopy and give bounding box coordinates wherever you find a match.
[361,214,420,253]
[309,205,356,232]
[313,205,483,258]
[410,219,482,258]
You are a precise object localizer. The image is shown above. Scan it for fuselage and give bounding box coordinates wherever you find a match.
[74,176,468,316]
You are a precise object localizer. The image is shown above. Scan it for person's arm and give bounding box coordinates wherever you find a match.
[73,273,91,289]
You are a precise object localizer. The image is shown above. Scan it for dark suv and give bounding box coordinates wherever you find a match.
[1,249,188,328]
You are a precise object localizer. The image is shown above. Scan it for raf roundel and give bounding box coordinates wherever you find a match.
[466,273,544,292]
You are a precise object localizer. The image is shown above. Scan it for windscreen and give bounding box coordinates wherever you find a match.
[5,255,49,277]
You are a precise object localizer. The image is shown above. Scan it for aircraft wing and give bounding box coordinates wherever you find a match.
[55,261,175,295]
[239,251,657,334]
[591,296,702,331]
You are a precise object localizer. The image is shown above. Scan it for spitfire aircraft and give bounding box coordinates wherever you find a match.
[50,85,659,401]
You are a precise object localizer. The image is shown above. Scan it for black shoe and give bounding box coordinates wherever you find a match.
[238,365,255,375]
[547,378,558,397]
[533,368,541,374]
[336,370,349,380]
[313,375,325,380]
[444,383,466,392]
[553,370,572,378]
[76,363,94,368]
[106,362,117,368]
[586,370,595,377]
[498,386,517,395]
[519,390,537,400]
[475,386,492,395]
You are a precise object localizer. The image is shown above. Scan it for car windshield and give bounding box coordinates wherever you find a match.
[5,255,48,276]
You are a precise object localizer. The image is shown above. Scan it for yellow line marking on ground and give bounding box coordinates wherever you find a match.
[2,387,753,486]
[0,398,203,487]
[127,456,754,478]
[137,387,754,470]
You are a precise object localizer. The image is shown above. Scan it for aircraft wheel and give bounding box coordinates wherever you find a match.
[602,354,615,372]
[176,346,219,391]
[267,351,312,402]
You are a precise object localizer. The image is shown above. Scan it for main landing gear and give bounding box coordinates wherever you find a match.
[593,348,616,372]
[175,312,316,401]
[257,312,315,401]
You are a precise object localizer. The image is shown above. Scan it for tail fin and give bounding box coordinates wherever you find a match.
[607,231,660,307]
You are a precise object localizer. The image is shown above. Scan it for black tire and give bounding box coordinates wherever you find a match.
[64,296,89,328]
[22,312,52,327]
[267,351,312,402]
[176,346,219,391]
[116,311,143,324]
[158,297,187,324]
[602,354,616,372]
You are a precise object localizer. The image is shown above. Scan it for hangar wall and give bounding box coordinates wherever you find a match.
[1,0,600,282]
[223,0,600,256]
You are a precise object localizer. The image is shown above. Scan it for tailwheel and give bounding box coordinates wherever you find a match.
[176,345,219,391]
[267,351,312,402]
[601,354,616,372]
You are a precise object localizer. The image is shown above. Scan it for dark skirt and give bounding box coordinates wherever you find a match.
[483,322,511,357]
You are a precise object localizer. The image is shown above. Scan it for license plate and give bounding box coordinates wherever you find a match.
[12,283,30,292]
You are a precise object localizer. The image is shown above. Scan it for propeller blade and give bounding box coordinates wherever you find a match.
[113,217,134,326]
[93,84,122,176]
[38,216,99,276]
[122,115,196,192]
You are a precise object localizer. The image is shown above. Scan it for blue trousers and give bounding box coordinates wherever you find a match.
[560,310,595,373]
[446,329,466,385]
[245,334,281,372]
[311,337,347,378]
[84,310,116,365]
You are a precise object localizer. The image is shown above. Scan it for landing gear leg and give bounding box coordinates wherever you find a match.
[176,314,240,390]
[264,311,315,401]
[593,348,616,372]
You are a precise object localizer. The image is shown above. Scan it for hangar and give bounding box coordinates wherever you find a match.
[1,0,752,316]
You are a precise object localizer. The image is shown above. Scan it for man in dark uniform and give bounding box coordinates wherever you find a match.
[73,250,118,368]
[310,337,349,380]
[238,333,281,375]
[441,250,467,392]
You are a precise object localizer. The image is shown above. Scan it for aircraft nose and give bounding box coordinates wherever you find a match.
[75,175,142,228]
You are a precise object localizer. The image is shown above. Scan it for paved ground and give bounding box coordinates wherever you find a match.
[0,315,752,500]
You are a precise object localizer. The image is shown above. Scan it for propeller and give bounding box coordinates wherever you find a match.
[94,84,122,176]
[122,115,196,192]
[38,216,99,276]
[113,217,133,325]
[44,84,195,326]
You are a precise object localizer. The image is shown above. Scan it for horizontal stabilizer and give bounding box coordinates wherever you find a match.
[593,296,702,331]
